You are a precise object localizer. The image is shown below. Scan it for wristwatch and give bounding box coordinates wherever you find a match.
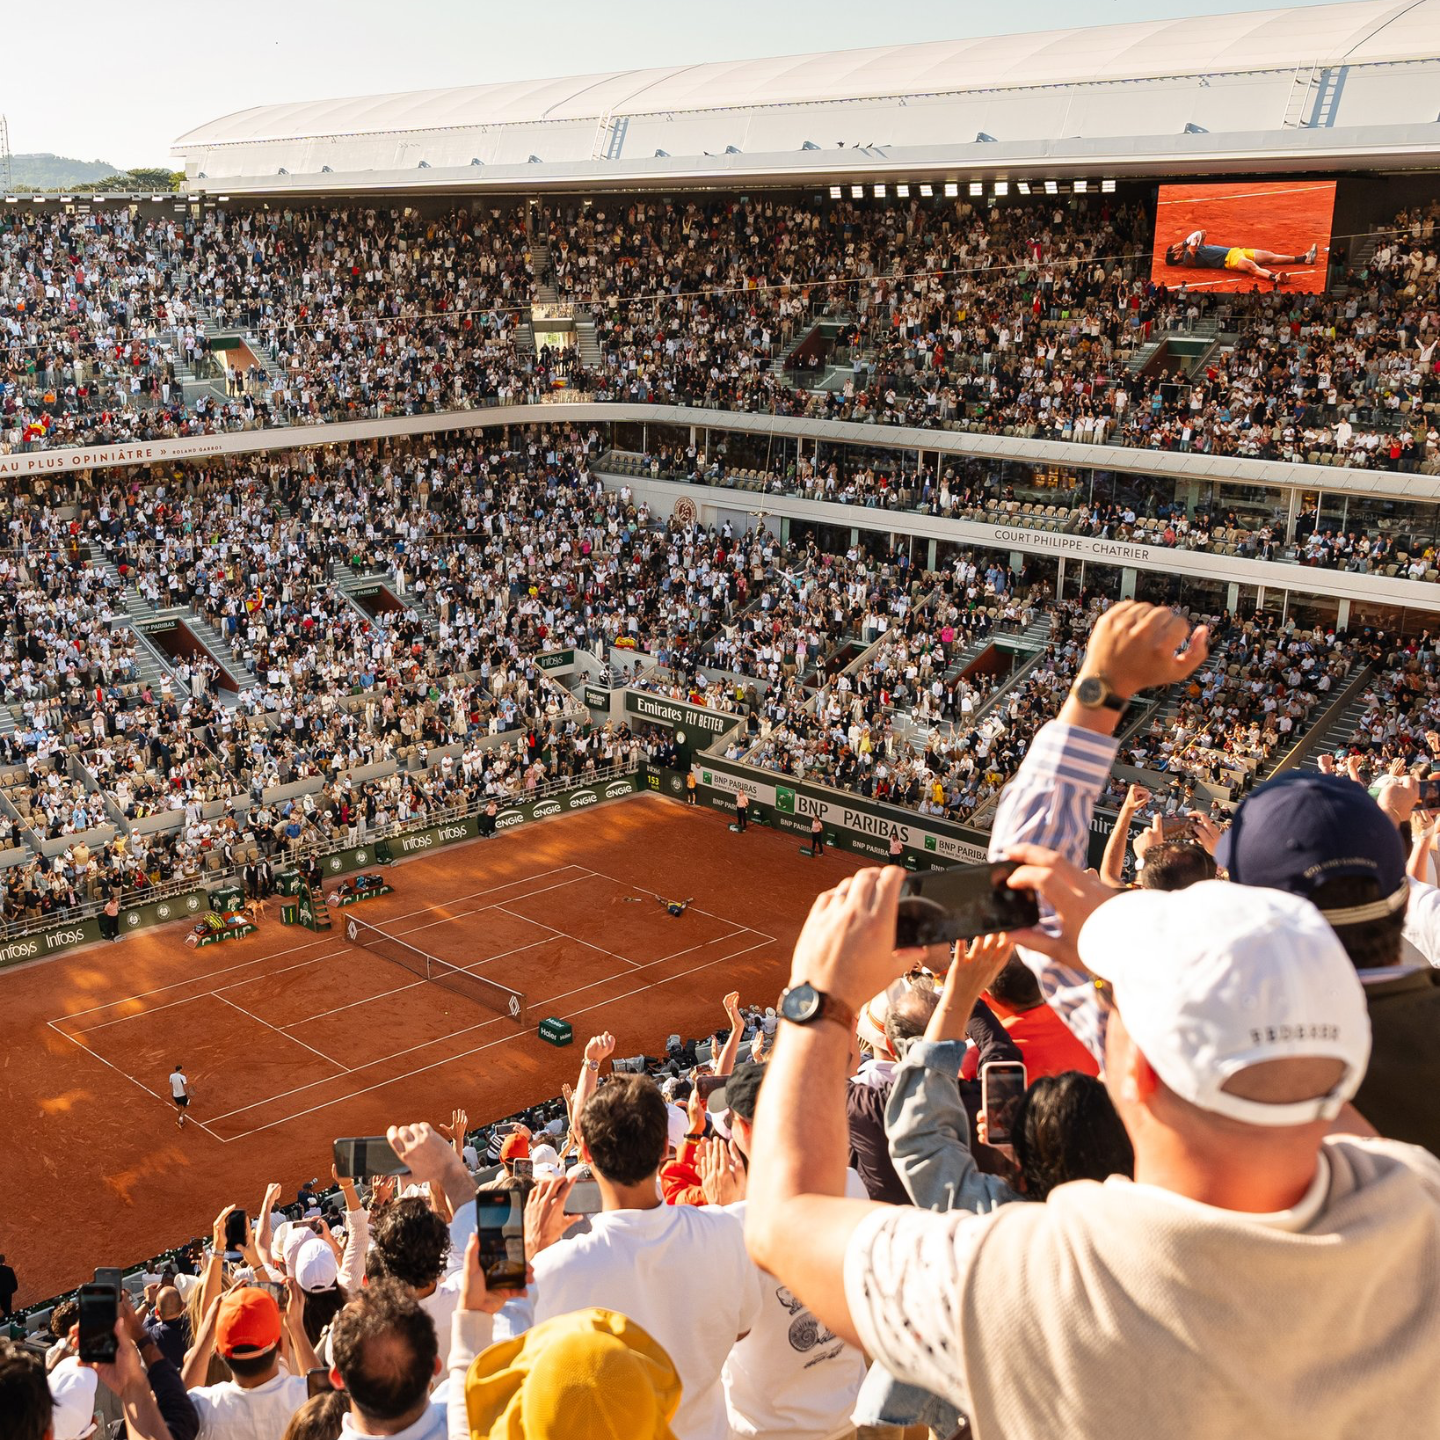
[778,982,856,1032]
[1073,674,1128,713]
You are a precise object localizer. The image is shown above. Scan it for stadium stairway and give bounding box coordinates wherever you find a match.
[574,313,602,369]
[197,303,286,391]
[1294,665,1377,773]
[182,612,261,698]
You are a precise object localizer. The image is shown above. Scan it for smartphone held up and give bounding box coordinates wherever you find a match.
[895,860,1039,948]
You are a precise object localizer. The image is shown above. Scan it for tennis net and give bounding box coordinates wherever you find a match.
[344,914,528,1025]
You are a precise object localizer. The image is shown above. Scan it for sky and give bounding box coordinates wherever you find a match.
[6,0,1349,169]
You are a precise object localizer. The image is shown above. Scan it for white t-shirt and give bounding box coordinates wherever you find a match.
[722,1172,869,1440]
[533,1202,763,1440]
[190,1373,308,1440]
[169,1071,187,1098]
[1402,877,1440,967]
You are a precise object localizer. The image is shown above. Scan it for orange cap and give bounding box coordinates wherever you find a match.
[216,1288,282,1357]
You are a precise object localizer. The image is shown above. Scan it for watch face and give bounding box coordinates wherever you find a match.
[780,983,821,1024]
[1077,677,1104,706]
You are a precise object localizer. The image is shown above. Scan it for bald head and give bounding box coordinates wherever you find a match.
[884,982,940,1052]
[156,1286,184,1321]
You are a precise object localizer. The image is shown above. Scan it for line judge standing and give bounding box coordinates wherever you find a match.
[736,790,749,832]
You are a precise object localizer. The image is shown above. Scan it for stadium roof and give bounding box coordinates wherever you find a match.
[173,0,1440,192]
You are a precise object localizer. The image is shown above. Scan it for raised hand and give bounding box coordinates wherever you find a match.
[584,1032,616,1064]
[1003,843,1119,969]
[698,1137,746,1206]
[524,1174,579,1257]
[1073,600,1211,703]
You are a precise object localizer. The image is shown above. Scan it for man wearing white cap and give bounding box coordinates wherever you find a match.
[746,865,1440,1438]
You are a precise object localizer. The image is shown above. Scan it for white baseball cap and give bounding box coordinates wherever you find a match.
[292,1237,339,1293]
[1078,881,1371,1127]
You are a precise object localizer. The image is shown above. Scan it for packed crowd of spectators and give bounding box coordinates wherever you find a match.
[5,193,1438,473]
[8,597,1440,1440]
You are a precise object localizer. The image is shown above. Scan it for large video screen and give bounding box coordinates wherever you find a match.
[1150,180,1337,295]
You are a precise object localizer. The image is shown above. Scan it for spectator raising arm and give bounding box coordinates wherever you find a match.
[87,1321,184,1440]
[713,992,745,1077]
[989,601,1210,1061]
[1099,783,1149,889]
[574,1031,615,1123]
[746,865,920,1348]
[887,935,1022,1214]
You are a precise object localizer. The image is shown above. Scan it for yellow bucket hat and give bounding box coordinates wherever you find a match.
[464,1308,681,1440]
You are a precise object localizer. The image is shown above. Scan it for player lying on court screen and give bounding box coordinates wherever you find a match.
[1164,229,1319,287]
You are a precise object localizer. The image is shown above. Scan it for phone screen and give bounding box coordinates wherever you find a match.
[563,1179,603,1216]
[307,1368,335,1399]
[78,1283,119,1363]
[695,1074,726,1102]
[245,1279,288,1308]
[474,1191,527,1288]
[1419,778,1440,807]
[93,1267,123,1292]
[1160,815,1196,839]
[333,1137,411,1179]
[223,1209,249,1254]
[981,1062,1029,1147]
[895,861,1040,947]
[509,1157,533,1179]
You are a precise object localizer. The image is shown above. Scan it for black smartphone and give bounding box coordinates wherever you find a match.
[474,1191,527,1288]
[1419,778,1440,807]
[695,1074,726,1103]
[306,1367,335,1399]
[223,1209,249,1254]
[333,1136,410,1179]
[563,1179,603,1216]
[981,1061,1029,1147]
[94,1266,123,1292]
[895,861,1040,947]
[78,1282,119,1363]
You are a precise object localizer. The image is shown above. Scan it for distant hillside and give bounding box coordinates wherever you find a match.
[8,153,123,189]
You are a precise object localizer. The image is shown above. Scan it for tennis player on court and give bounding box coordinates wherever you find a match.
[1164,229,1318,287]
[169,1063,191,1129]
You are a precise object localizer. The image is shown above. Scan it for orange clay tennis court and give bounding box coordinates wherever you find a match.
[3,793,862,1301]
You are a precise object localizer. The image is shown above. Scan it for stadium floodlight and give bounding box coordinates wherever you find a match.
[969,181,983,197]
[60,195,72,203]
[1044,180,1058,195]
[1073,179,1088,193]
[1016,181,1030,195]
[1102,178,1116,192]
[829,185,842,199]
[32,195,44,202]
[851,184,864,199]
[994,181,1009,196]
[873,183,886,198]
[218,195,230,203]
[4,197,15,204]
[944,182,958,197]
[919,183,933,197]
[896,183,909,198]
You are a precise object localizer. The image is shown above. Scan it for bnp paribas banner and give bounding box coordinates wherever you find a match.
[689,758,990,866]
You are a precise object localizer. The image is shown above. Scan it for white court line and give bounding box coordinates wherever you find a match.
[282,936,558,1029]
[60,872,591,1035]
[569,862,779,942]
[222,935,774,1140]
[1156,185,1333,205]
[49,865,586,1024]
[47,1020,226,1143]
[492,902,644,970]
[213,993,349,1072]
[206,923,761,1124]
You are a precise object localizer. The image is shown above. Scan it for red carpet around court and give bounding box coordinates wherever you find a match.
[2,794,861,1301]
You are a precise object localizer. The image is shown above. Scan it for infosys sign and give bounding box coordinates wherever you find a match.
[625,692,737,735]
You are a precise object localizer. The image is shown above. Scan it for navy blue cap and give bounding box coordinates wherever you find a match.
[1216,772,1405,901]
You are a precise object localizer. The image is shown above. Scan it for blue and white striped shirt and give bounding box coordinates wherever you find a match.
[987,719,1119,1063]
